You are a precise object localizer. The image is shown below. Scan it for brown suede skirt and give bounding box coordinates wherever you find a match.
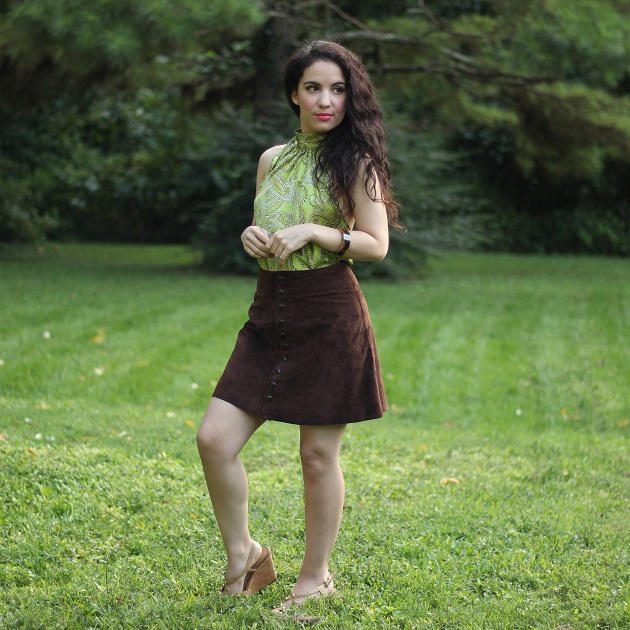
[213,262,387,425]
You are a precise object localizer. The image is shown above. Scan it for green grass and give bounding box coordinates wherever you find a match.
[1,243,628,629]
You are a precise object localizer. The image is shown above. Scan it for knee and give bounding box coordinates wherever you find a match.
[196,425,216,457]
[300,443,336,480]
[196,424,231,465]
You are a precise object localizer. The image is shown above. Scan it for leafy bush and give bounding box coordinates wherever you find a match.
[0,103,74,242]
[451,125,630,255]
[1,90,224,245]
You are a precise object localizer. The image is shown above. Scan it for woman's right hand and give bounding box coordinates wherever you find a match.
[241,226,273,259]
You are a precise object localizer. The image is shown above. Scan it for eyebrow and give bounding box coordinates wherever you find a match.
[302,80,346,86]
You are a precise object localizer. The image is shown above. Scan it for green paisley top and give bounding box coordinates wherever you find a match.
[254,130,350,272]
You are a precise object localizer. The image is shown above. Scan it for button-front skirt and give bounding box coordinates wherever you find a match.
[212,262,387,425]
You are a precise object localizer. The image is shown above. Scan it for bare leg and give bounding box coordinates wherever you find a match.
[293,423,347,597]
[196,397,265,592]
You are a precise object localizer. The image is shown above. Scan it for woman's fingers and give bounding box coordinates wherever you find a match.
[243,224,312,263]
[242,226,273,258]
[266,225,312,262]
[268,239,290,264]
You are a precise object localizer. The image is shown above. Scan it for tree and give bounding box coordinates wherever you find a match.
[0,0,265,242]
[329,0,630,252]
[191,0,630,256]
[2,0,629,257]
[0,0,264,106]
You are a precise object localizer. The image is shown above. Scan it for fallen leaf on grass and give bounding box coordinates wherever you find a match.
[90,328,107,344]
[39,402,51,410]
[93,367,105,376]
[42,331,51,339]
[166,412,176,418]
[619,419,628,429]
[0,433,7,441]
[561,409,581,422]
[0,359,4,365]
[440,477,460,486]
[185,420,195,427]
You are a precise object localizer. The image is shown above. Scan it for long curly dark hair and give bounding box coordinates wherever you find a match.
[284,41,401,228]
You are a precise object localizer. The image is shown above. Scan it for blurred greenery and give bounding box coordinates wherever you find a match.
[1,0,629,270]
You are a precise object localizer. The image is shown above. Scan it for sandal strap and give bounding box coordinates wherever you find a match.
[284,572,338,602]
[221,544,258,588]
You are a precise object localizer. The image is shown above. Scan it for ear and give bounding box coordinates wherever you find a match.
[291,91,299,106]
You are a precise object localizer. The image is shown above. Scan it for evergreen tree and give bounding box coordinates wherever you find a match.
[0,0,264,106]
[1,0,628,258]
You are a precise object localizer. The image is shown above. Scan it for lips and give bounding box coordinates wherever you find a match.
[315,113,333,121]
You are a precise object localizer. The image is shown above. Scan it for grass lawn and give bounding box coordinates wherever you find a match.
[1,243,628,629]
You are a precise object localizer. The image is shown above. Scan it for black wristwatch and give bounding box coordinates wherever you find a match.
[336,229,351,256]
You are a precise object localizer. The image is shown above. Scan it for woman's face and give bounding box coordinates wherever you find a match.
[291,60,347,134]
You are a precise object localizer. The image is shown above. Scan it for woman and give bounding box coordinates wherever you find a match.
[196,40,400,610]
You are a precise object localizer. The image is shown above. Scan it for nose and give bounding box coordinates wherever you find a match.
[318,90,331,108]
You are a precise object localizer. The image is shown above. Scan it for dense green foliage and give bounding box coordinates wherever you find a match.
[1,92,202,243]
[358,0,630,254]
[1,0,629,263]
[1,244,628,628]
[0,0,264,105]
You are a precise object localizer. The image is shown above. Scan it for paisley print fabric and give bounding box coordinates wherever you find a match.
[254,130,350,271]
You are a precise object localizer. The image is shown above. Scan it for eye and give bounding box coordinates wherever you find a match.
[306,85,319,92]
[332,87,345,94]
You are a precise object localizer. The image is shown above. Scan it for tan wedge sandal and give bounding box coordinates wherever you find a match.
[220,544,277,596]
[272,572,338,613]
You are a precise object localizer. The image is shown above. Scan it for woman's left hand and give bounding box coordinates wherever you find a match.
[266,224,315,266]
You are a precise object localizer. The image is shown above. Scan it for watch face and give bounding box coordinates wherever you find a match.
[338,230,351,255]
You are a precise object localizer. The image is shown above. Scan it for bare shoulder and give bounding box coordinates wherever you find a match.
[256,144,285,191]
[259,144,285,170]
